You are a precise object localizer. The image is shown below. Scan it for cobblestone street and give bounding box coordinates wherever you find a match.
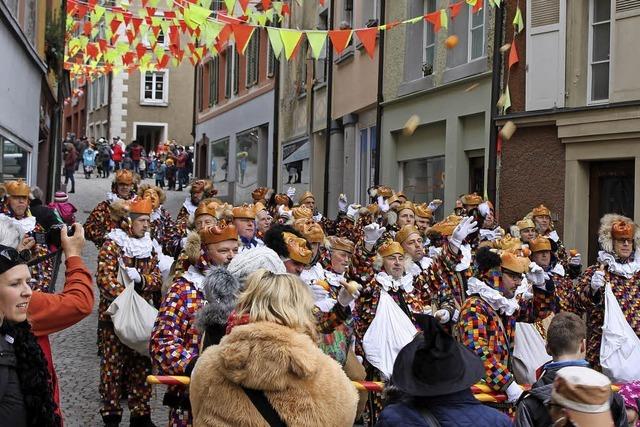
[50,173,188,426]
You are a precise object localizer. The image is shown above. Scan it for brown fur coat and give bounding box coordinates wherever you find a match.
[189,321,358,427]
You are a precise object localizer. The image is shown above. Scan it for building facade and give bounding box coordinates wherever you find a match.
[63,79,87,140]
[496,0,640,264]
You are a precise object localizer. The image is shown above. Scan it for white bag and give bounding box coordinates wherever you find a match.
[513,321,552,384]
[362,290,418,379]
[600,282,640,382]
[106,266,158,356]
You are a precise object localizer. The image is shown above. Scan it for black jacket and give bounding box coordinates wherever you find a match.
[30,199,62,232]
[0,335,26,427]
[514,362,628,427]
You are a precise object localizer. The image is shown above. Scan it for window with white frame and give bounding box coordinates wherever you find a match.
[141,71,168,104]
[469,6,485,60]
[357,126,377,204]
[423,0,436,76]
[225,45,233,98]
[101,76,108,105]
[246,31,260,87]
[588,0,610,102]
[361,0,379,27]
[210,56,219,106]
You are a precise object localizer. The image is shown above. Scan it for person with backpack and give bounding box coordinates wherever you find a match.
[97,139,112,179]
[48,192,77,226]
[83,144,96,179]
[154,159,166,189]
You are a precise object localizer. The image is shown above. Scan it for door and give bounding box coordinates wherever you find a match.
[588,160,635,265]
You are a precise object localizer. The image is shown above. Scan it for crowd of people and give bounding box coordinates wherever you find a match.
[0,168,639,427]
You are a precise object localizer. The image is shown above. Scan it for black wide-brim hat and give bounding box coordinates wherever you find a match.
[392,314,485,397]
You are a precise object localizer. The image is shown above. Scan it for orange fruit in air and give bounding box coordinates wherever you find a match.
[445,35,459,49]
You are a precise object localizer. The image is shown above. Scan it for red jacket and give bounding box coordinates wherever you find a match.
[112,144,124,162]
[130,145,143,161]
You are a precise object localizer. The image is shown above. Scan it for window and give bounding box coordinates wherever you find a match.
[246,31,260,87]
[233,49,240,95]
[588,0,610,102]
[198,65,205,112]
[423,0,436,76]
[209,57,219,106]
[267,41,276,77]
[0,136,29,182]
[402,156,445,221]
[99,76,106,106]
[342,0,354,29]
[358,126,377,204]
[141,71,168,104]
[361,0,379,27]
[469,6,485,60]
[225,46,233,98]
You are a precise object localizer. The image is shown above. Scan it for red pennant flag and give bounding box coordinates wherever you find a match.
[355,27,378,59]
[238,0,250,12]
[425,11,441,32]
[110,19,122,34]
[170,26,180,45]
[66,0,77,14]
[328,30,352,54]
[123,13,132,26]
[195,27,201,38]
[126,30,136,44]
[83,21,92,36]
[87,0,98,9]
[76,4,88,19]
[231,24,254,55]
[216,13,243,25]
[104,64,113,73]
[146,7,156,17]
[473,0,484,13]
[217,24,231,44]
[123,52,135,65]
[282,4,290,15]
[261,0,272,9]
[508,40,519,68]
[179,20,187,33]
[136,43,147,60]
[141,0,148,6]
[164,11,176,19]
[385,20,401,30]
[131,18,143,35]
[86,43,100,59]
[152,25,161,38]
[157,54,170,69]
[449,1,464,19]
[98,39,108,53]
[174,50,185,63]
[189,57,197,66]
[319,0,325,5]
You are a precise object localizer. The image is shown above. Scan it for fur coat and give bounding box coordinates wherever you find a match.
[189,321,358,427]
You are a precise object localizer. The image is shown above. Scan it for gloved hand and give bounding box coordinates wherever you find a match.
[125,267,142,283]
[278,205,292,220]
[337,286,359,307]
[450,216,478,249]
[338,194,348,213]
[313,213,323,222]
[506,382,523,403]
[346,203,361,220]
[427,199,443,212]
[377,196,390,213]
[364,223,386,246]
[434,309,450,324]
[591,270,606,293]
[526,262,546,288]
[286,187,296,198]
[310,283,329,301]
[569,253,582,266]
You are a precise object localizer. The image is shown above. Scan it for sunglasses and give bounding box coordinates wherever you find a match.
[614,238,633,245]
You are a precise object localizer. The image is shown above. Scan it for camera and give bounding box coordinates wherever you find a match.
[38,224,76,248]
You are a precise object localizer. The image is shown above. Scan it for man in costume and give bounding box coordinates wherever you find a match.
[96,197,162,427]
[175,180,215,236]
[531,204,582,274]
[232,204,262,252]
[255,202,272,241]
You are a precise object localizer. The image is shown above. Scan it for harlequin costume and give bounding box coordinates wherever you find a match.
[150,225,238,427]
[175,180,215,236]
[531,204,574,273]
[96,197,162,426]
[139,184,177,282]
[232,204,264,252]
[574,214,640,370]
[84,170,137,248]
[0,180,54,293]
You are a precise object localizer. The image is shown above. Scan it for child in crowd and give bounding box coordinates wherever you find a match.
[48,191,77,225]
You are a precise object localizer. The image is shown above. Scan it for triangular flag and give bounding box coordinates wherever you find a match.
[440,9,448,30]
[513,7,524,33]
[267,27,284,58]
[449,1,464,19]
[404,16,423,24]
[232,24,256,54]
[224,0,236,14]
[238,0,250,12]
[136,42,147,59]
[305,31,327,60]
[272,1,283,15]
[91,5,106,24]
[261,0,272,9]
[279,29,303,60]
[131,17,143,35]
[328,29,352,54]
[425,11,441,33]
[473,0,483,13]
[110,19,122,33]
[355,27,377,59]
[184,4,212,29]
[83,21,92,36]
[465,0,477,5]
[157,53,170,69]
[508,39,519,68]
[500,87,511,113]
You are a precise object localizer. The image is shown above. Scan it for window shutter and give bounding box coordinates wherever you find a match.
[526,0,566,110]
[616,0,640,12]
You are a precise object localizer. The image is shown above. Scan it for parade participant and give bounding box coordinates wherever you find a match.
[298,190,316,212]
[377,316,512,427]
[0,180,54,292]
[150,224,239,427]
[175,180,215,235]
[477,201,505,243]
[0,243,60,426]
[251,186,272,206]
[461,192,483,213]
[458,247,555,405]
[514,312,628,427]
[139,184,174,248]
[84,169,137,248]
[516,218,538,245]
[294,217,326,268]
[531,204,581,273]
[96,197,162,427]
[395,201,416,229]
[189,270,358,427]
[413,203,434,238]
[255,202,272,240]
[529,236,576,312]
[232,204,262,252]
[264,224,312,275]
[575,214,640,372]
[267,192,293,219]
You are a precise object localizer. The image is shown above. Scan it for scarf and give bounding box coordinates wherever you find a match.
[467,277,520,316]
[183,197,197,215]
[225,310,251,335]
[598,250,640,279]
[375,271,414,293]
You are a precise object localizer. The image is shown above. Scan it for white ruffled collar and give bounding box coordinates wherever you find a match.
[406,257,433,278]
[324,269,346,287]
[183,197,197,215]
[181,265,207,291]
[598,250,640,279]
[479,228,502,241]
[0,214,36,234]
[467,277,520,316]
[456,243,472,272]
[106,228,153,258]
[376,271,414,293]
[549,262,565,277]
[106,192,125,204]
[547,230,560,242]
[150,207,163,222]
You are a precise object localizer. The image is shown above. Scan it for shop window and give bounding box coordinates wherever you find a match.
[209,138,229,197]
[1,137,29,181]
[236,128,260,202]
[402,156,445,221]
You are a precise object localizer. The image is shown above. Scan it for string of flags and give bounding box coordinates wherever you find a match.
[65,0,505,81]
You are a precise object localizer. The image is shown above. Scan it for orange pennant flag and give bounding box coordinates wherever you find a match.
[238,0,250,12]
[473,0,484,13]
[508,40,519,68]
[328,30,353,54]
[355,27,378,59]
[449,1,464,19]
[424,11,441,32]
[232,24,255,55]
[136,43,147,60]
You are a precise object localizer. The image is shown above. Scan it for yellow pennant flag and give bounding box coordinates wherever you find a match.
[224,0,237,15]
[257,14,267,26]
[154,45,165,60]
[184,4,212,29]
[91,5,106,24]
[305,31,327,60]
[440,9,448,30]
[267,27,284,58]
[513,7,524,33]
[279,29,303,60]
[402,16,423,25]
[272,1,283,15]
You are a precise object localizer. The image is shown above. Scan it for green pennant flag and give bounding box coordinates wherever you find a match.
[91,5,106,24]
[104,10,114,25]
[160,21,171,40]
[203,21,224,46]
[184,4,212,29]
[66,15,74,31]
[257,13,267,26]
[154,44,165,60]
[91,27,99,38]
[305,30,327,60]
[166,0,174,7]
[440,9,448,30]
[224,0,237,14]
[265,9,274,23]
[199,0,213,9]
[500,87,511,114]
[267,27,284,58]
[403,16,423,25]
[513,7,524,33]
[492,0,501,6]
[272,1,283,15]
[280,28,303,60]
[116,42,130,54]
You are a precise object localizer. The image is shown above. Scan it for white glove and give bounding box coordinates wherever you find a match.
[434,309,450,324]
[278,205,292,220]
[313,213,323,222]
[377,196,390,213]
[506,382,523,403]
[125,267,142,283]
[310,283,329,301]
[346,203,361,220]
[591,270,605,293]
[526,262,546,289]
[364,223,386,246]
[286,186,296,198]
[450,216,478,249]
[569,253,582,266]
[338,194,348,213]
[427,199,442,212]
[337,286,359,307]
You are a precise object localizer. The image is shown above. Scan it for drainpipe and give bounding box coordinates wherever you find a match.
[487,4,504,205]
[272,27,281,190]
[191,62,198,176]
[322,0,335,215]
[373,0,385,188]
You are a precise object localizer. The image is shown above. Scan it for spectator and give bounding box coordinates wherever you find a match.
[29,186,63,231]
[175,146,188,191]
[63,142,77,193]
[129,141,143,174]
[97,138,111,178]
[121,154,134,171]
[139,155,147,179]
[48,191,77,226]
[189,269,358,426]
[376,315,512,427]
[82,143,97,179]
[166,158,176,190]
[111,138,124,170]
[154,159,166,189]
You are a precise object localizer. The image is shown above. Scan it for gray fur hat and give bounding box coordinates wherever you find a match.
[227,246,286,285]
[195,267,242,332]
[598,213,640,254]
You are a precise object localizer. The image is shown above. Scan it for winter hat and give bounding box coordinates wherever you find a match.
[54,191,68,202]
[227,246,286,285]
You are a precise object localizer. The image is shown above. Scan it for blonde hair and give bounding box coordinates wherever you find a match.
[235,269,317,340]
